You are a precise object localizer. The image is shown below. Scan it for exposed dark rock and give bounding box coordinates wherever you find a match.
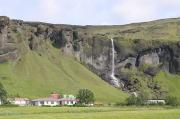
[0,16,9,28]
[144,66,160,77]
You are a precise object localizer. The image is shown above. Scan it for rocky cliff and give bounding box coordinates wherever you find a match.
[0,16,180,99]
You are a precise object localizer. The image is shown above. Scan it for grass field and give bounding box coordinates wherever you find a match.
[0,107,180,119]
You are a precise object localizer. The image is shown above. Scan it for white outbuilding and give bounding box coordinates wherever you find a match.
[9,98,31,106]
[146,100,165,105]
[0,99,2,105]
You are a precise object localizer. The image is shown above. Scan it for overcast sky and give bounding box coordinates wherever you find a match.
[0,0,180,25]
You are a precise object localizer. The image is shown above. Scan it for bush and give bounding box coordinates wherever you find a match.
[0,82,7,104]
[165,96,180,106]
[115,102,126,106]
[126,95,138,105]
[126,92,148,106]
[73,103,87,107]
[0,104,19,107]
[77,89,95,105]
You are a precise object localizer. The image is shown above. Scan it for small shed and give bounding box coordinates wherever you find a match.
[9,98,31,106]
[146,100,165,105]
[0,99,2,105]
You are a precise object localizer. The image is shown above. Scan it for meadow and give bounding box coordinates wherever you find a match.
[0,106,180,119]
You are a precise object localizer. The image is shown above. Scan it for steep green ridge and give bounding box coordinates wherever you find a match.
[0,45,128,103]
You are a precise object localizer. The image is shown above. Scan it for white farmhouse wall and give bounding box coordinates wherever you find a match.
[34,101,59,106]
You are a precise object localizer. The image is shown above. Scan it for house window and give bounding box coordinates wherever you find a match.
[51,101,54,104]
[40,101,44,105]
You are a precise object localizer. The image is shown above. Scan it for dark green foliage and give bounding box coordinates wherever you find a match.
[77,89,95,104]
[126,95,136,105]
[0,82,7,104]
[51,31,65,48]
[72,31,80,51]
[126,92,148,106]
[1,103,19,107]
[144,66,160,77]
[165,96,180,106]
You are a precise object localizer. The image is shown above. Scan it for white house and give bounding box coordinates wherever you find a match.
[32,93,78,106]
[60,95,78,106]
[32,92,61,106]
[146,100,165,105]
[32,98,60,106]
[9,98,31,106]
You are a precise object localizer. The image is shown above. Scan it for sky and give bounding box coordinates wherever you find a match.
[0,0,180,25]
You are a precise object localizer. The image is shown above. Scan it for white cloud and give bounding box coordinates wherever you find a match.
[161,0,180,6]
[112,0,180,24]
[1,0,180,25]
[35,0,112,25]
[40,0,59,16]
[113,0,157,24]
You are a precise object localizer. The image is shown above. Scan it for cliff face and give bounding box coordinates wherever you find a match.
[0,16,180,98]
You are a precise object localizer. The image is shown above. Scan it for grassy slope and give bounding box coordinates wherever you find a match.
[154,72,180,98]
[0,45,128,103]
[82,18,180,42]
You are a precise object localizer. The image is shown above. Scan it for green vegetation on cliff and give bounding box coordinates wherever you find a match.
[0,16,180,103]
[155,72,180,98]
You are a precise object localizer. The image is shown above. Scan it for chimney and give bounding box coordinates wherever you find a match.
[51,92,60,99]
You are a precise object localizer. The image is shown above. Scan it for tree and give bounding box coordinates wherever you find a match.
[126,95,138,105]
[165,96,179,106]
[126,91,148,106]
[77,89,95,104]
[0,82,7,104]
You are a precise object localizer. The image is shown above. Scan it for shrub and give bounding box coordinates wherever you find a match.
[126,92,148,106]
[77,89,95,105]
[165,96,179,106]
[1,104,19,107]
[0,82,7,104]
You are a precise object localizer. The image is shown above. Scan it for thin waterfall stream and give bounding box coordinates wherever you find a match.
[110,39,124,88]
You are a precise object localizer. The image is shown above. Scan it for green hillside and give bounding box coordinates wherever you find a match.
[154,72,180,98]
[1,16,180,103]
[0,44,128,103]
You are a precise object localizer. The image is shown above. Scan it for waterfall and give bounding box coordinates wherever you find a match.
[110,39,123,88]
[111,38,116,77]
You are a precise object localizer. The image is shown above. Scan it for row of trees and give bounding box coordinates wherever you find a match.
[126,93,180,106]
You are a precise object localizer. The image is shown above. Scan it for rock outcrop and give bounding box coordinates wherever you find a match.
[0,16,18,62]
